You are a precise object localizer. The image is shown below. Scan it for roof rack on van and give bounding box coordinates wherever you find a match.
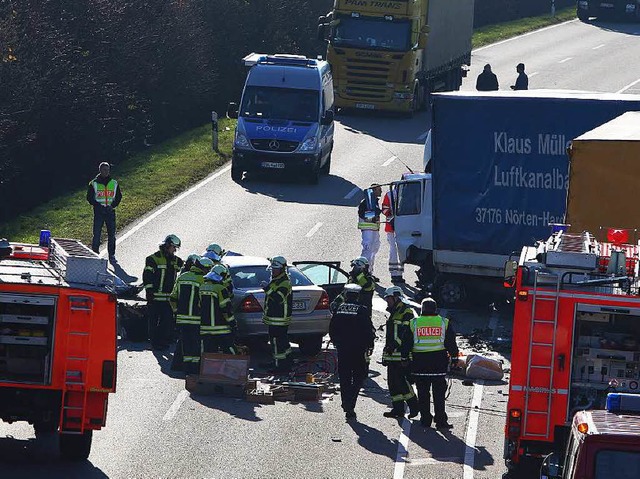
[242,53,318,68]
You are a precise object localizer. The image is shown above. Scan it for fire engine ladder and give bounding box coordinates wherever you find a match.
[522,269,561,439]
[59,295,95,434]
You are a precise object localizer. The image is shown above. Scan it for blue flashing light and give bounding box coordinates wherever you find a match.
[550,223,570,234]
[606,393,640,413]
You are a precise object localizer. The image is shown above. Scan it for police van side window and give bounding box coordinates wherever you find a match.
[396,182,421,216]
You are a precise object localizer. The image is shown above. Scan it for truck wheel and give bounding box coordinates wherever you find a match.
[231,164,243,182]
[438,280,467,306]
[299,335,324,357]
[59,430,93,461]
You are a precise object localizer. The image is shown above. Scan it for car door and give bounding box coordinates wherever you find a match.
[292,261,349,301]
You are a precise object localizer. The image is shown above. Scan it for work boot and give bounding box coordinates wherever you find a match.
[407,397,420,419]
[383,409,405,418]
[436,422,454,430]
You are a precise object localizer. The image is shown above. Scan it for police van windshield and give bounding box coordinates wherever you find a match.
[333,17,411,51]
[240,86,319,122]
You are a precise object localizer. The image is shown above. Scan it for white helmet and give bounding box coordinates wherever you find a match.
[383,286,404,299]
[351,256,369,269]
[270,256,287,269]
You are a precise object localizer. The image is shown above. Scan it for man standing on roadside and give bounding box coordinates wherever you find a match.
[476,64,499,91]
[87,162,122,264]
[510,63,529,91]
[381,188,404,283]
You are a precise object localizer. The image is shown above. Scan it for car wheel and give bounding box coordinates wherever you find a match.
[231,164,243,182]
[59,430,92,461]
[299,335,324,357]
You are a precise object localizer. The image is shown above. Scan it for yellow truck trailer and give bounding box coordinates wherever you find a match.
[318,0,474,113]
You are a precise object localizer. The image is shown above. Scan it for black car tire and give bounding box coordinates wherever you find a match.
[308,160,320,185]
[299,335,324,357]
[320,152,332,175]
[577,8,589,22]
[231,164,243,182]
[59,430,93,461]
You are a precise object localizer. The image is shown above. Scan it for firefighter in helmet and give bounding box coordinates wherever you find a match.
[200,264,238,355]
[203,243,226,263]
[382,286,419,419]
[406,297,459,429]
[170,256,214,374]
[143,234,184,350]
[262,256,293,373]
[181,253,200,274]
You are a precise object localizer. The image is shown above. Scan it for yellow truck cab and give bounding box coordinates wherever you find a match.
[540,393,640,479]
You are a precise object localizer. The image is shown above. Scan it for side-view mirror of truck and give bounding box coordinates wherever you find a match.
[503,260,518,288]
[415,32,427,50]
[226,102,239,119]
[321,110,334,126]
[540,452,563,479]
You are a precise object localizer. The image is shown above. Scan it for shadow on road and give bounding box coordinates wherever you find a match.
[347,420,399,459]
[240,173,363,207]
[337,110,431,146]
[190,394,262,422]
[590,20,640,36]
[0,434,108,478]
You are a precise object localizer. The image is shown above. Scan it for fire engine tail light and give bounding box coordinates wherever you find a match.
[508,409,522,439]
[517,290,529,301]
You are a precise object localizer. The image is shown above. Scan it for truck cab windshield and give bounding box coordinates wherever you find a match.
[240,86,319,123]
[332,17,411,51]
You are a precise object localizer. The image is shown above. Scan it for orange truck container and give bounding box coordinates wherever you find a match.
[566,111,640,243]
[503,230,640,475]
[0,237,117,460]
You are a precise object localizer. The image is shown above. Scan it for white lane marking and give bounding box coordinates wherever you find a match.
[617,78,640,94]
[163,390,190,421]
[529,72,540,77]
[344,187,361,200]
[463,381,485,479]
[383,156,398,167]
[100,165,232,256]
[474,19,577,52]
[417,130,429,141]
[407,457,463,466]
[305,222,323,238]
[558,57,573,64]
[592,43,606,50]
[393,417,412,479]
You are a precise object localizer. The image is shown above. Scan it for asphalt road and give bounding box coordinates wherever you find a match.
[3,17,640,479]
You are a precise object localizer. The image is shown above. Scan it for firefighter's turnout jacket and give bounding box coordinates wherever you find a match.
[170,266,207,325]
[382,300,415,363]
[143,250,184,302]
[262,272,293,326]
[200,279,236,336]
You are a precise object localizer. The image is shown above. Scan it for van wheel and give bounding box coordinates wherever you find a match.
[308,161,320,185]
[320,153,332,175]
[577,9,589,22]
[59,430,93,461]
[231,164,243,182]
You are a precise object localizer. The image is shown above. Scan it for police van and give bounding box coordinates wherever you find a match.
[227,54,335,184]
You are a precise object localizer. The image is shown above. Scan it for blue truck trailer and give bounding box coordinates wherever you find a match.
[392,90,640,304]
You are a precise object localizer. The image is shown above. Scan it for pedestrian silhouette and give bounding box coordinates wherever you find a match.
[510,63,529,91]
[476,64,499,91]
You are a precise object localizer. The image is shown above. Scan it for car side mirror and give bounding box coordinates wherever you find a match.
[226,102,239,119]
[503,260,518,288]
[417,32,427,50]
[540,452,563,479]
[321,110,334,125]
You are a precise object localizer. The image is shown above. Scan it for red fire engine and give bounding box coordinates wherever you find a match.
[504,229,640,473]
[0,237,117,460]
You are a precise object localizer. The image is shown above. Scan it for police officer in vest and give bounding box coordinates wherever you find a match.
[86,162,122,264]
[170,256,214,374]
[382,286,419,419]
[262,256,293,373]
[330,283,375,421]
[407,297,459,429]
[143,235,184,350]
[200,264,238,355]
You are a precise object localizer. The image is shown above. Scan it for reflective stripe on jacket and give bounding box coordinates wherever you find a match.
[383,300,416,361]
[170,268,205,325]
[200,280,235,335]
[411,315,448,353]
[92,179,118,206]
[263,272,292,326]
[143,251,184,302]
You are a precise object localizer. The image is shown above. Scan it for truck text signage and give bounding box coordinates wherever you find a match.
[343,0,403,10]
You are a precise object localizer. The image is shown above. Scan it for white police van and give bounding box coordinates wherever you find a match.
[227,54,335,184]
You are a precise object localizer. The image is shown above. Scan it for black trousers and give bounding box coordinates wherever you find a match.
[337,349,368,412]
[268,325,291,368]
[173,323,200,374]
[91,206,116,257]
[147,301,174,348]
[414,375,448,425]
[387,362,415,410]
[202,334,237,355]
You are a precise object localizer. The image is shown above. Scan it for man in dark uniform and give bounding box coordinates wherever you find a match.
[330,283,376,421]
[405,297,459,429]
[143,234,184,350]
[86,162,122,264]
[382,286,419,419]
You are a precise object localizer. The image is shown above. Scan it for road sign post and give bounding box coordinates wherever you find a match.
[211,111,219,152]
[551,0,556,17]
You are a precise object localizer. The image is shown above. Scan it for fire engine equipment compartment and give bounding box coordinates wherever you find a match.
[570,307,640,417]
[566,111,640,243]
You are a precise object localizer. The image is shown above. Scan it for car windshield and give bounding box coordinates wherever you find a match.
[333,17,411,51]
[240,86,319,122]
[595,450,640,478]
[229,266,313,289]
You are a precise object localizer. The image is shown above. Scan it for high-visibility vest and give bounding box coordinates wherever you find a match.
[358,219,380,231]
[92,179,118,206]
[411,315,447,353]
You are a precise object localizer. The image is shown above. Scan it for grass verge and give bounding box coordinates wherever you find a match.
[0,120,235,244]
[473,7,576,49]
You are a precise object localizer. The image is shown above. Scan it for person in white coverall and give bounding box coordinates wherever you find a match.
[357,184,382,277]
[381,189,404,283]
